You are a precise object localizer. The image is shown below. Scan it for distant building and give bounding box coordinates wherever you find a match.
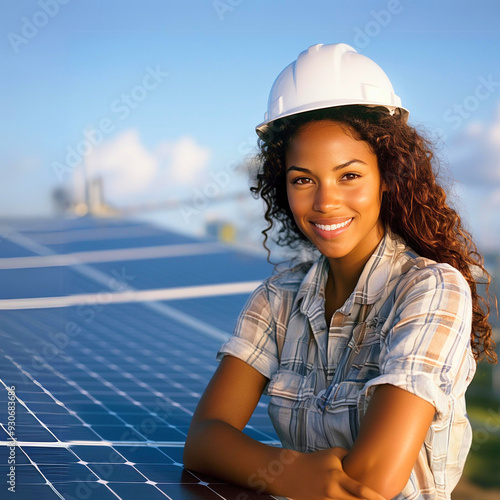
[51,186,73,215]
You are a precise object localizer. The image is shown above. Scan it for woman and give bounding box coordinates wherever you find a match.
[183,43,497,499]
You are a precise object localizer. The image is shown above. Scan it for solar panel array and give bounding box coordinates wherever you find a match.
[0,216,285,500]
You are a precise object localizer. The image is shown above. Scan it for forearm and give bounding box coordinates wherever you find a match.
[342,452,393,499]
[183,419,300,495]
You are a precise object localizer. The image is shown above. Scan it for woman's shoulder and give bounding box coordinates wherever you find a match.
[391,238,471,299]
[241,258,318,325]
[262,256,319,293]
[252,254,318,302]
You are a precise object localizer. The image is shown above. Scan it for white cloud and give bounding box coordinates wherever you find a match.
[448,102,500,185]
[487,111,500,146]
[155,136,211,185]
[86,129,157,199]
[73,129,211,206]
[444,102,500,251]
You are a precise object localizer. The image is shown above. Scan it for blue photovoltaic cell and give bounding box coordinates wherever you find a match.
[44,229,206,255]
[0,266,108,300]
[0,239,40,258]
[89,251,274,289]
[0,216,284,500]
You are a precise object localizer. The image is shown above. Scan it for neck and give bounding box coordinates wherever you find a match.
[326,230,385,308]
[326,256,366,308]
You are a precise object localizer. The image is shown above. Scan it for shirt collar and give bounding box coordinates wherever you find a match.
[296,230,407,317]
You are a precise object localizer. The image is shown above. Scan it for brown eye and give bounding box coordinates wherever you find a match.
[342,173,360,181]
[291,177,312,185]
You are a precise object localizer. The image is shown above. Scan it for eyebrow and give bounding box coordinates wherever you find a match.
[286,159,367,174]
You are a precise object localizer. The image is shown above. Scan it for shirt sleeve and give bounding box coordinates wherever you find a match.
[358,263,474,422]
[216,277,279,380]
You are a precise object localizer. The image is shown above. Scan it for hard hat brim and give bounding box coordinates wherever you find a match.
[255,101,410,138]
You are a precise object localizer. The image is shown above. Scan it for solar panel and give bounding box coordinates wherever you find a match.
[0,217,286,500]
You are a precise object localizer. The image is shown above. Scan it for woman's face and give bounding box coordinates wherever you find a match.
[285,119,386,264]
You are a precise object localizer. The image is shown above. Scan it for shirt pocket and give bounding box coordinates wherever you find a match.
[265,369,316,409]
[344,319,384,381]
[323,380,365,412]
[322,380,365,448]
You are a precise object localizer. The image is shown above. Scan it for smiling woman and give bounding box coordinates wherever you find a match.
[183,43,498,500]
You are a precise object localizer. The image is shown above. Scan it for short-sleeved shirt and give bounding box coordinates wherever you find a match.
[216,230,476,499]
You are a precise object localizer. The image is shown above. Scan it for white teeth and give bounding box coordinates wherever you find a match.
[314,218,352,231]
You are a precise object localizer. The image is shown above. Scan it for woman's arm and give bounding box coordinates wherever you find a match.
[341,264,473,498]
[341,384,435,498]
[184,355,386,500]
[183,354,285,488]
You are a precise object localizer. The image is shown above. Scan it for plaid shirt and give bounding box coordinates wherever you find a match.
[217,231,476,499]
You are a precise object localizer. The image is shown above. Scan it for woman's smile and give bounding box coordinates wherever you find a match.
[310,217,353,238]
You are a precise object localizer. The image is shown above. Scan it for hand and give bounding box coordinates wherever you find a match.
[280,447,387,500]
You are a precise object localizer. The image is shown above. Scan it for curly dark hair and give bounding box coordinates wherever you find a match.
[250,105,497,364]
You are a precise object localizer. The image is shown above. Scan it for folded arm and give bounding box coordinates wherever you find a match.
[183,354,288,490]
[184,355,386,500]
[341,384,435,498]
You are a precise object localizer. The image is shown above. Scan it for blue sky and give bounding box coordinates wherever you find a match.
[2,0,500,250]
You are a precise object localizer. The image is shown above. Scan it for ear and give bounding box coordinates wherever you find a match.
[381,180,389,194]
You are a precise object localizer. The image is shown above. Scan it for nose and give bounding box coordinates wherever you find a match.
[313,183,342,213]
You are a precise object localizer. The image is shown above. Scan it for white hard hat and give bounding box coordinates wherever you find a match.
[255,43,409,137]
